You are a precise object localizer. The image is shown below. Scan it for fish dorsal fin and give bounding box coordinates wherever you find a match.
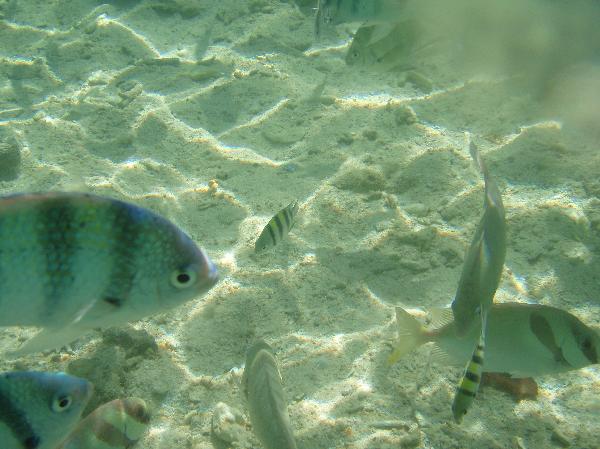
[429,307,454,330]
[429,343,458,367]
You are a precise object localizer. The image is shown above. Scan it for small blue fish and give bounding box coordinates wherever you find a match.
[57,397,150,449]
[0,371,93,449]
[255,201,299,253]
[0,192,218,355]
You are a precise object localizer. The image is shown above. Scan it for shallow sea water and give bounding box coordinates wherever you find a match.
[1,0,600,448]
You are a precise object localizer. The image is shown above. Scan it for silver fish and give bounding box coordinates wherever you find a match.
[57,398,150,449]
[0,371,92,449]
[389,303,600,377]
[242,340,297,449]
[451,142,506,336]
[0,192,218,355]
[254,201,299,253]
[315,0,405,37]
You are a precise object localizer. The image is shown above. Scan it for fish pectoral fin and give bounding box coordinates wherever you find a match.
[429,344,457,367]
[71,298,99,324]
[8,326,91,357]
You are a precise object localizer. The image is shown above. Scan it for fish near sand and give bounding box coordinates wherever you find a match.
[315,0,405,37]
[0,192,218,355]
[389,303,600,377]
[0,371,92,449]
[242,340,297,449]
[254,201,299,253]
[452,325,485,423]
[451,142,506,336]
[56,398,150,449]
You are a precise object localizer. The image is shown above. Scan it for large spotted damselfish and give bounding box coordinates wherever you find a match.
[0,192,218,355]
[0,371,92,449]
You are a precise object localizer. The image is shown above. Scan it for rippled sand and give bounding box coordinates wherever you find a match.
[1,1,599,448]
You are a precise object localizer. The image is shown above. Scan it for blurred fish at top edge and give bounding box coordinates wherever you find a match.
[0,192,218,356]
[0,371,93,449]
[315,0,407,38]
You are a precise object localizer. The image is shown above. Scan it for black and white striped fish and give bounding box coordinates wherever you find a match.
[0,371,92,449]
[451,142,506,336]
[242,340,297,449]
[57,397,150,449]
[452,314,486,423]
[254,201,299,253]
[0,192,218,355]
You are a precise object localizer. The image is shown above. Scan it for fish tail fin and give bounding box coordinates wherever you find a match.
[387,307,427,365]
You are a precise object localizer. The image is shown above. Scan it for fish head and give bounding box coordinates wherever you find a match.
[154,226,219,308]
[3,371,92,448]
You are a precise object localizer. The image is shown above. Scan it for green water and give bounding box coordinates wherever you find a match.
[0,0,599,448]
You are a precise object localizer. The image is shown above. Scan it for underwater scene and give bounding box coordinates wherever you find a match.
[1,0,600,448]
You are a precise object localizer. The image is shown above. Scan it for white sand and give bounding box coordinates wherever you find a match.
[1,1,599,448]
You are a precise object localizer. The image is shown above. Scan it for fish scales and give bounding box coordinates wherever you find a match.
[242,340,297,449]
[0,371,92,449]
[0,192,218,354]
[254,201,299,253]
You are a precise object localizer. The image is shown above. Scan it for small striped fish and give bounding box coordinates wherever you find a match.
[0,192,218,355]
[451,142,506,336]
[242,340,297,449]
[452,313,486,423]
[254,201,299,253]
[57,398,150,449]
[0,371,92,449]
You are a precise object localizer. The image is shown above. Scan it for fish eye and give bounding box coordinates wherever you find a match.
[52,394,72,412]
[170,268,197,289]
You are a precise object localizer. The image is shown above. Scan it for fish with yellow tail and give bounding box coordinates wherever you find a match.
[388,303,599,377]
[0,371,92,449]
[0,192,218,355]
[254,201,299,253]
[242,340,297,449]
[452,315,486,423]
[56,398,150,449]
[451,142,506,336]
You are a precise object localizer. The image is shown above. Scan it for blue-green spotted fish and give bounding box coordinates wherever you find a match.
[451,142,506,336]
[57,398,150,449]
[242,340,297,449]
[0,371,92,449]
[0,192,218,355]
[254,201,299,253]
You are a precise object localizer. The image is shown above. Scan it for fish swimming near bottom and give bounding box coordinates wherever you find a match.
[389,302,599,377]
[0,192,218,355]
[242,340,297,449]
[452,324,485,423]
[0,371,92,449]
[254,201,299,253]
[56,397,150,449]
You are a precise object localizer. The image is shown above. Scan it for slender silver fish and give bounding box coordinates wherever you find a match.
[451,142,506,336]
[242,340,297,449]
[389,303,600,377]
[0,192,218,355]
[0,371,92,449]
[57,397,150,449]
[254,201,299,253]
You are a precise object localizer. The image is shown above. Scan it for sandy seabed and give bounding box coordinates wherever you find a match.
[1,1,600,448]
